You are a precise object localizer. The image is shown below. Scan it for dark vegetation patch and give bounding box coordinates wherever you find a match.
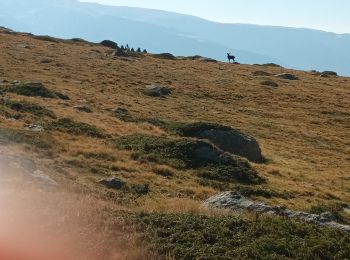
[0,127,53,150]
[152,53,176,60]
[163,121,231,136]
[234,185,292,199]
[100,40,118,49]
[115,135,263,184]
[135,212,350,260]
[198,164,262,184]
[47,118,108,138]
[4,82,69,99]
[262,63,282,67]
[33,35,60,42]
[0,99,56,118]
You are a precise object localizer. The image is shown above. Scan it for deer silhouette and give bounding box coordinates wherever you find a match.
[227,53,235,63]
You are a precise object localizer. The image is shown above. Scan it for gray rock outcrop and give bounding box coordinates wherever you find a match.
[204,192,350,233]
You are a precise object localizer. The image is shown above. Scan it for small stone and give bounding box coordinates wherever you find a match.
[143,85,171,97]
[73,105,92,113]
[24,124,44,132]
[98,177,126,190]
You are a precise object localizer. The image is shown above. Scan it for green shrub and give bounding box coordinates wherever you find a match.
[115,135,263,184]
[47,118,107,138]
[0,127,53,150]
[234,185,292,199]
[163,121,229,137]
[5,82,69,99]
[0,99,56,118]
[198,164,263,185]
[135,212,350,259]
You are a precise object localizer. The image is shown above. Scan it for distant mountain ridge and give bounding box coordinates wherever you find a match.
[1,0,350,75]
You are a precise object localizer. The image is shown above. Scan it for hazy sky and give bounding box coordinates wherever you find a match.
[80,0,350,33]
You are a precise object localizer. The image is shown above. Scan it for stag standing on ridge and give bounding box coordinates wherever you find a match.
[227,53,235,63]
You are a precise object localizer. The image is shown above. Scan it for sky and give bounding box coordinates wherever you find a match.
[80,0,350,34]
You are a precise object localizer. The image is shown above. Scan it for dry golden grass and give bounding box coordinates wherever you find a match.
[0,28,350,214]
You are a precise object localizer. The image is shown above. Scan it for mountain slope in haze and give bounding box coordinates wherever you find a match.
[0,0,278,65]
[1,27,350,259]
[1,0,350,75]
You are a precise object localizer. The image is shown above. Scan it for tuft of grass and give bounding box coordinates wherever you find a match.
[152,165,175,177]
[163,121,230,137]
[135,212,350,260]
[234,185,292,199]
[198,164,263,185]
[0,99,56,118]
[5,82,69,99]
[115,135,263,184]
[47,118,108,138]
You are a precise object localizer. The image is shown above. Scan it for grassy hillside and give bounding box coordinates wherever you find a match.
[1,28,350,258]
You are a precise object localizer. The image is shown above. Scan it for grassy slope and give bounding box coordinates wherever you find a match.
[1,29,350,258]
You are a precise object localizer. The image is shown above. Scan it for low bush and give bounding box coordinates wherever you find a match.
[47,118,107,138]
[115,135,263,184]
[152,53,176,60]
[5,82,69,99]
[135,212,350,259]
[0,99,56,118]
[0,127,53,150]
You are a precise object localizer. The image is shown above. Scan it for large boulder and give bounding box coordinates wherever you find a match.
[168,122,264,163]
[143,85,171,97]
[321,71,338,76]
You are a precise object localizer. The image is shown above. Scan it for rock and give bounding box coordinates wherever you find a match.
[199,128,263,163]
[113,107,129,118]
[275,73,299,80]
[40,58,53,64]
[98,177,126,190]
[143,85,171,97]
[260,80,278,87]
[321,71,338,76]
[73,105,92,113]
[252,71,273,77]
[24,124,45,132]
[204,192,350,233]
[100,40,118,49]
[173,123,263,163]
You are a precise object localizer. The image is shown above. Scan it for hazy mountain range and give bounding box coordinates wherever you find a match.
[1,0,350,75]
